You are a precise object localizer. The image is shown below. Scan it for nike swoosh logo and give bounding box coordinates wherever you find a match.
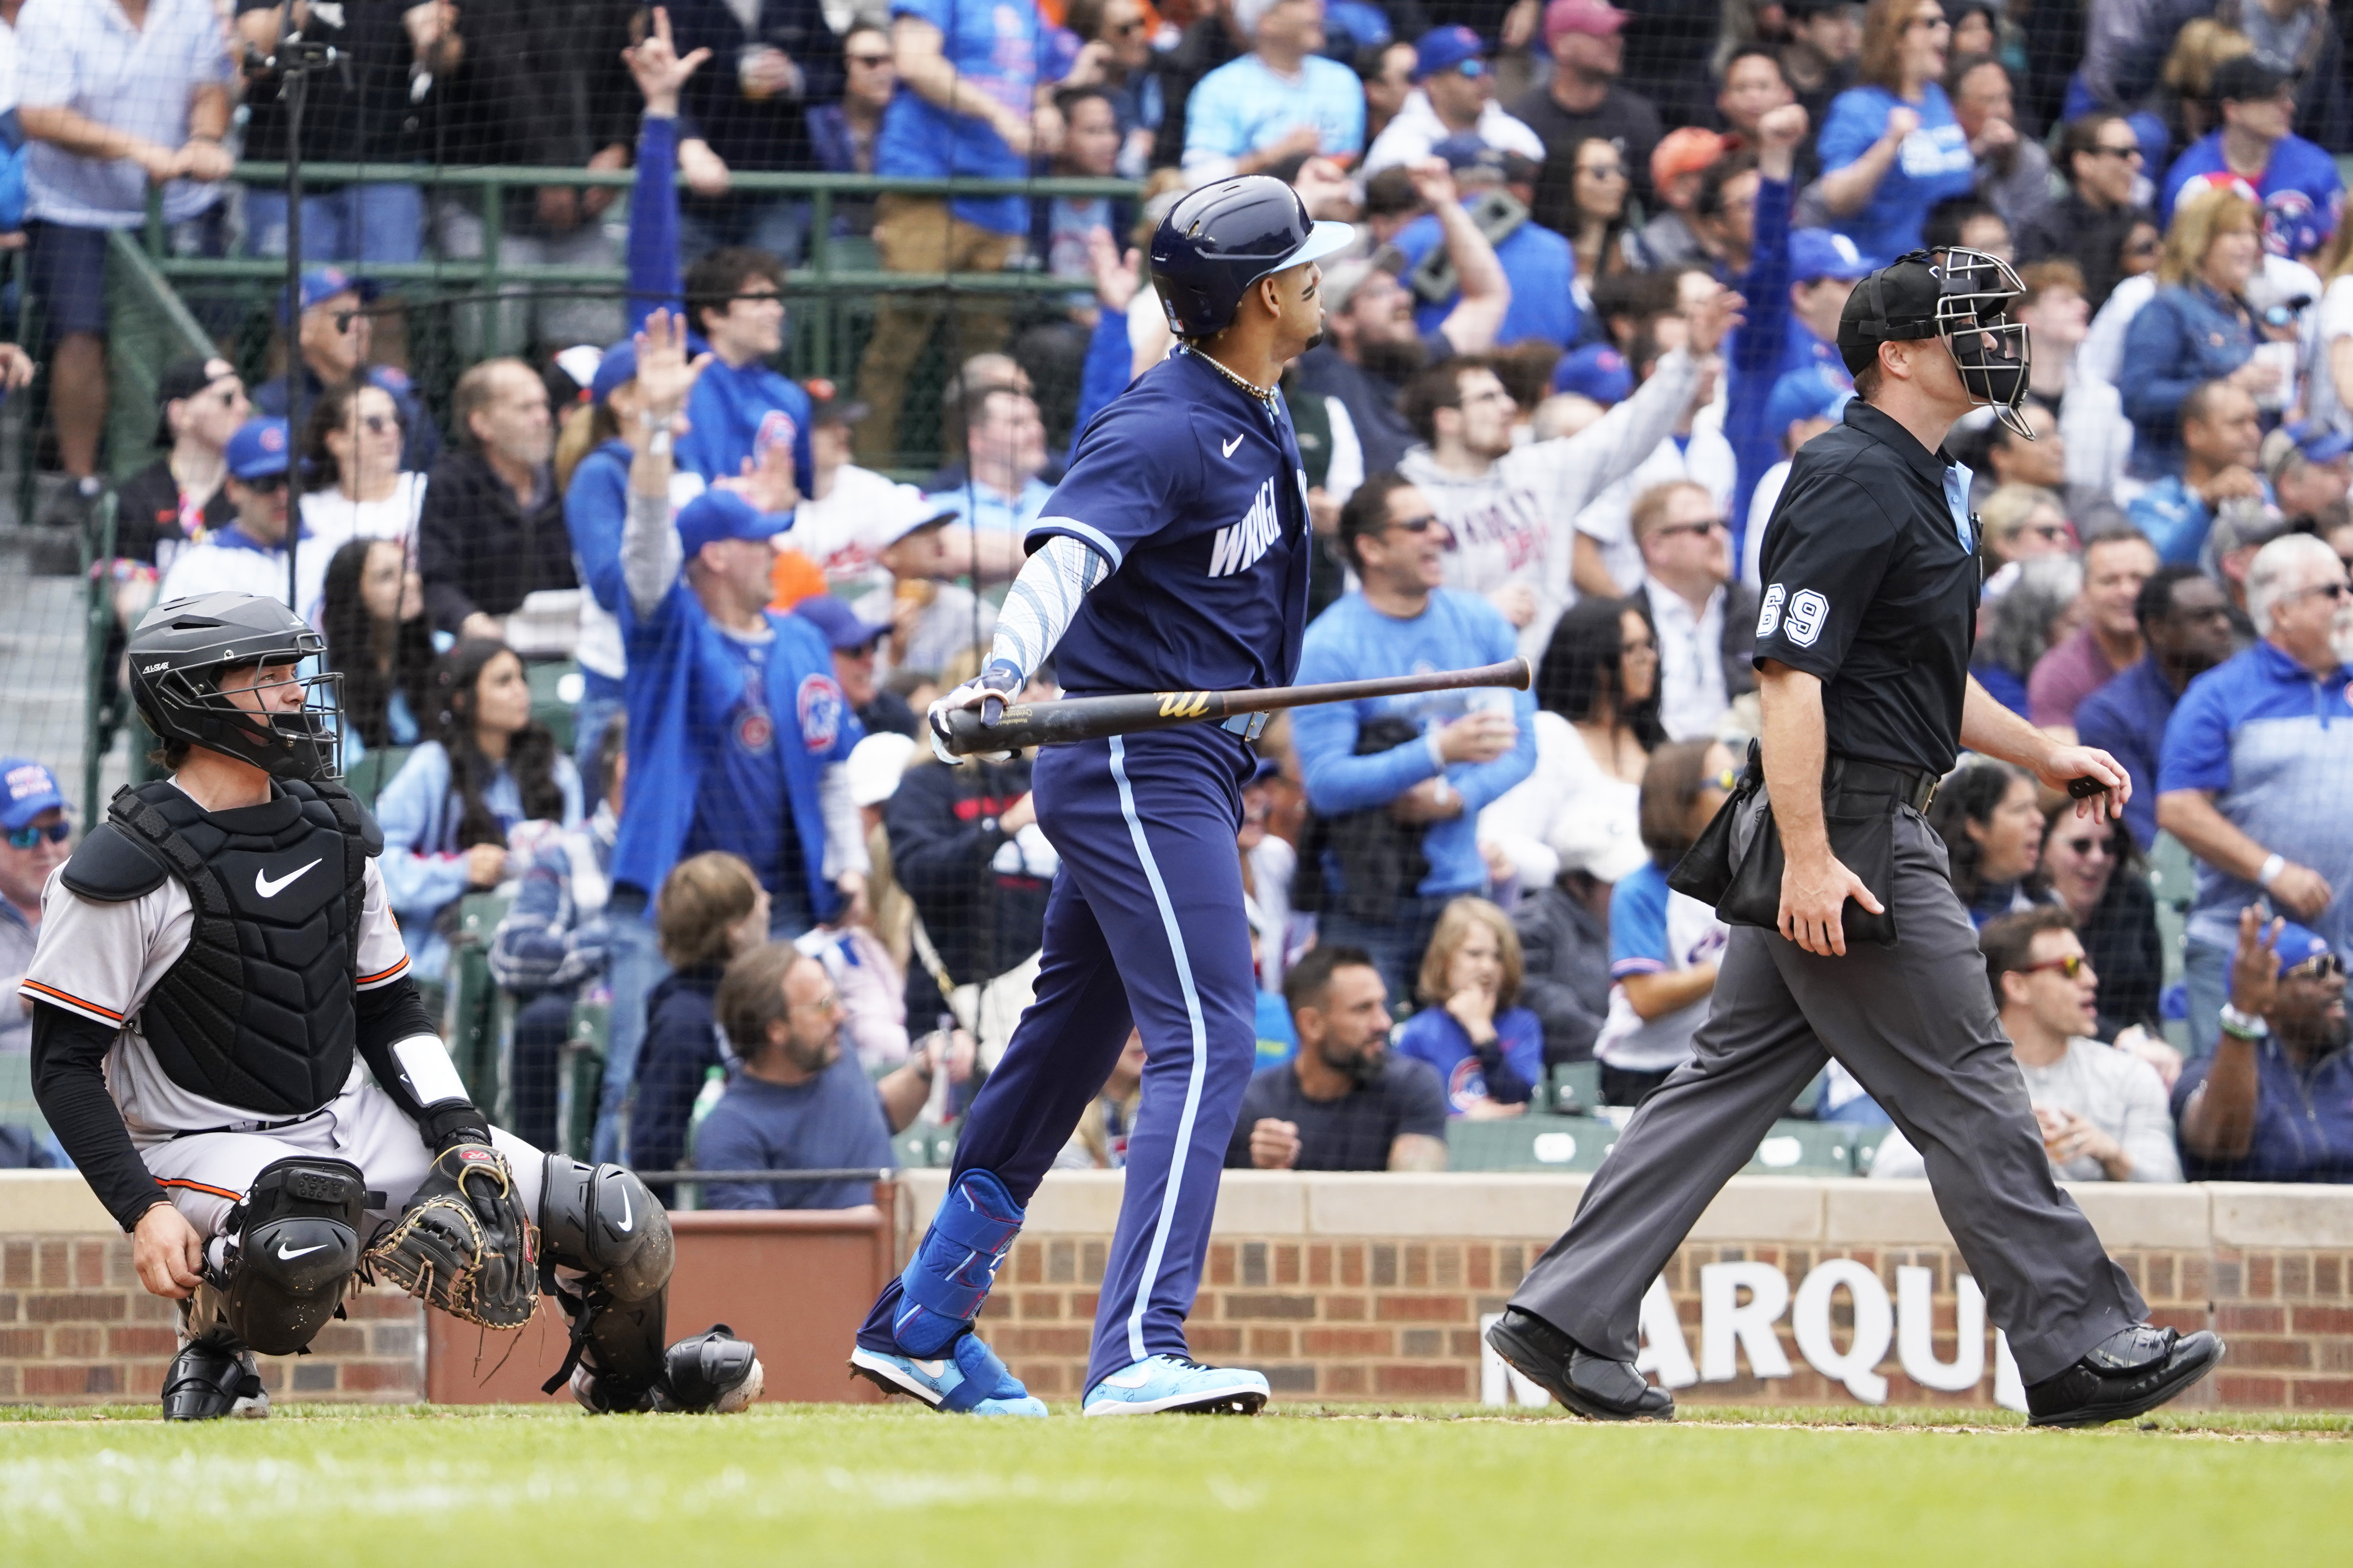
[615,1183,633,1233]
[1101,1367,1153,1389]
[1222,434,1244,458]
[276,1241,329,1261]
[254,859,321,899]
[915,1359,947,1378]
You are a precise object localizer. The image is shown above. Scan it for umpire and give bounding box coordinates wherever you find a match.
[1487,249,2223,1429]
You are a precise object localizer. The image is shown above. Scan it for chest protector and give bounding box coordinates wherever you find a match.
[64,779,379,1116]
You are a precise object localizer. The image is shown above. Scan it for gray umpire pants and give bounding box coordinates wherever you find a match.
[1510,804,2145,1385]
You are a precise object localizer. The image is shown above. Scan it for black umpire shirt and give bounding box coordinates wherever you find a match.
[1751,400,1980,777]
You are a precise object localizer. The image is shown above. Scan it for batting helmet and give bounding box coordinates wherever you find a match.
[128,592,343,781]
[1149,176,1356,339]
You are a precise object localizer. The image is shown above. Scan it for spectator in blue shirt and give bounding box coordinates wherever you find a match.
[2126,380,2269,566]
[926,379,1054,534]
[1811,0,1976,266]
[2159,534,2353,1056]
[2075,567,2238,849]
[1394,896,1544,1116]
[1180,0,1366,181]
[2119,186,2281,482]
[856,0,1049,464]
[698,942,940,1209]
[1293,474,1537,1002]
[2174,910,2353,1181]
[2159,55,2344,263]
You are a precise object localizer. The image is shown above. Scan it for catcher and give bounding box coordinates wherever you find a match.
[26,592,762,1421]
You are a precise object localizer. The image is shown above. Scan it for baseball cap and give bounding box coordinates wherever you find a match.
[1545,0,1627,42]
[1767,364,1855,437]
[0,759,65,832]
[674,489,785,556]
[152,354,236,448]
[2269,921,2339,978]
[794,594,893,651]
[1550,343,1634,404]
[278,266,377,326]
[2211,55,2293,107]
[2259,420,2353,483]
[1414,25,1486,80]
[1651,128,1727,192]
[809,381,871,428]
[874,484,963,550]
[1789,227,1872,282]
[846,731,919,808]
[224,418,292,482]
[1430,133,1539,186]
[1836,254,1946,374]
[589,339,639,403]
[2207,496,2293,559]
[1550,806,1647,884]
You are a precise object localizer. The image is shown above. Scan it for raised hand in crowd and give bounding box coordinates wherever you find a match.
[1292,155,1354,220]
[402,0,463,70]
[1087,227,1141,315]
[1756,102,1809,176]
[1683,282,1745,357]
[725,439,802,517]
[1403,156,1462,213]
[631,307,712,441]
[625,5,713,117]
[1488,582,1538,629]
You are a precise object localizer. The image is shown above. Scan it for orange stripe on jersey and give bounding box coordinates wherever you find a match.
[356,956,411,987]
[158,1177,246,1202]
[20,980,124,1023]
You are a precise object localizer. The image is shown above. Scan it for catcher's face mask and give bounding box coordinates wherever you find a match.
[1932,246,2035,438]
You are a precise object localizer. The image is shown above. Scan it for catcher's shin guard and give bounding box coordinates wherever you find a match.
[217,1156,368,1356]
[163,1296,269,1421]
[538,1157,674,1410]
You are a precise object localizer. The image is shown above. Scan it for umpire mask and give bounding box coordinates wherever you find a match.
[1931,247,2034,438]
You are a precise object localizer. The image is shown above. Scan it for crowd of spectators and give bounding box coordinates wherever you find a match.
[7,0,2353,1195]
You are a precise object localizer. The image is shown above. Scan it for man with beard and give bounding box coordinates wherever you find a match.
[1226,944,1449,1171]
[1391,285,1738,657]
[1295,160,1510,475]
[2175,912,2353,1181]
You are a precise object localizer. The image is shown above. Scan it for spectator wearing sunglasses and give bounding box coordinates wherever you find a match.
[254,269,441,477]
[1361,27,1544,176]
[2159,534,2353,1057]
[807,23,898,238]
[2031,802,2166,1047]
[0,760,71,1059]
[1872,908,2182,1181]
[154,420,330,623]
[2176,911,2353,1181]
[114,355,247,579]
[298,381,430,561]
[1626,481,1755,742]
[2016,114,2152,314]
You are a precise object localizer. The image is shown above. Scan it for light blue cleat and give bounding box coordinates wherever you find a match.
[848,1333,1048,1417]
[1082,1355,1270,1416]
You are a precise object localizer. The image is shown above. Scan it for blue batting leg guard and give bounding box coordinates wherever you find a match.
[890,1170,1024,1357]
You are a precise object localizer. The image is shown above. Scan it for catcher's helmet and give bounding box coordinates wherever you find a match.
[128,592,343,781]
[1149,176,1356,339]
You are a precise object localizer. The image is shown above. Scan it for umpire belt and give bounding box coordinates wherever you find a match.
[1823,753,1939,813]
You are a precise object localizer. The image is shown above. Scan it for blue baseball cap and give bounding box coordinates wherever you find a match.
[674,488,785,557]
[279,266,378,325]
[794,594,893,651]
[1550,343,1633,404]
[225,418,292,481]
[1788,228,1871,282]
[2271,922,2340,978]
[590,339,640,403]
[1766,365,1854,439]
[1414,25,1486,80]
[0,759,64,832]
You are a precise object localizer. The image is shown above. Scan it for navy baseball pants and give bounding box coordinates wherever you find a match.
[860,726,1260,1393]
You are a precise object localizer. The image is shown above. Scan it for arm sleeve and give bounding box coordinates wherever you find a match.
[2155,677,2233,794]
[1607,872,1670,976]
[1321,396,1364,504]
[622,485,686,618]
[985,534,1111,683]
[1528,348,1700,530]
[370,749,474,921]
[626,114,683,334]
[1025,395,1200,573]
[1750,473,1899,681]
[2118,1058,2185,1182]
[29,1002,165,1232]
[819,762,871,880]
[1448,612,1540,813]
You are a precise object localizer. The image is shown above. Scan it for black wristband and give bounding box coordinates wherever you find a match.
[418,1101,492,1152]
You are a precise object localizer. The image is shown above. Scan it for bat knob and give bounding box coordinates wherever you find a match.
[2065,775,2108,799]
[981,695,1005,726]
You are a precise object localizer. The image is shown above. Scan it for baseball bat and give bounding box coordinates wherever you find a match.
[940,658,1533,757]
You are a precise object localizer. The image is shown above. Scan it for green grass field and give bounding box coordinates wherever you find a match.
[4,1402,2346,1565]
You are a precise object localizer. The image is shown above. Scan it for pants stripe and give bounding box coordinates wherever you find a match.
[1106,735,1209,1368]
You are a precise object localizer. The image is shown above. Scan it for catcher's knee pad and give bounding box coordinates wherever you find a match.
[538,1157,674,1405]
[220,1156,367,1357]
[890,1169,1023,1357]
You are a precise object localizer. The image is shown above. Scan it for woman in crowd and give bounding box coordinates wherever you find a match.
[2119,186,2276,478]
[1971,551,2081,716]
[300,380,426,556]
[1482,597,1661,895]
[1566,136,1638,315]
[1978,482,2075,571]
[1395,897,1545,1119]
[319,536,437,755]
[1061,0,1162,179]
[627,852,770,1207]
[1926,759,2046,925]
[1592,739,1737,1107]
[2031,799,2165,1043]
[375,638,584,979]
[1815,0,1976,266]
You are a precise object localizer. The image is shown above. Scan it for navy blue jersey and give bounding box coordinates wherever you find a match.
[1028,349,1313,698]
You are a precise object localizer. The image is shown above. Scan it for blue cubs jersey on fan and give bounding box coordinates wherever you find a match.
[2160,130,2344,258]
[677,627,805,906]
[676,357,816,506]
[1027,347,1314,698]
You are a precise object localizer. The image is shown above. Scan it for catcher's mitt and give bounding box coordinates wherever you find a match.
[366,1142,539,1330]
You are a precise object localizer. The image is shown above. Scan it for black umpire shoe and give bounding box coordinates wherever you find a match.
[1486,1307,1675,1421]
[2025,1324,2225,1428]
[162,1332,270,1422]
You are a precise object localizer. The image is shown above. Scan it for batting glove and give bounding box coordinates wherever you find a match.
[928,658,1024,764]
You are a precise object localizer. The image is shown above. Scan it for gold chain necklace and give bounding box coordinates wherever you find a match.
[1182,344,1277,408]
